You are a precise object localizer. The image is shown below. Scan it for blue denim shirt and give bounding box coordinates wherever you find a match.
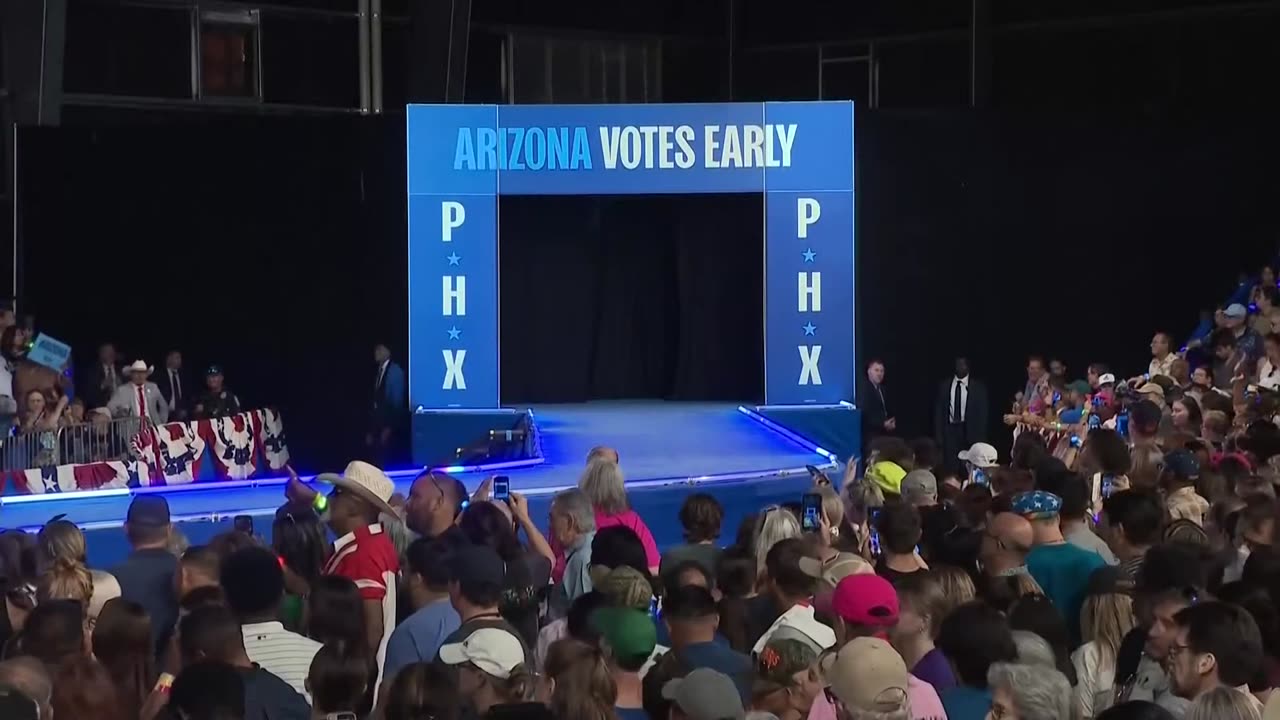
[560,531,595,608]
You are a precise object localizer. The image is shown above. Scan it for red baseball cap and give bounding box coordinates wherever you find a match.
[831,574,899,628]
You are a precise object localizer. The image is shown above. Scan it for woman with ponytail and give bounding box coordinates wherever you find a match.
[36,518,119,625]
[37,555,93,607]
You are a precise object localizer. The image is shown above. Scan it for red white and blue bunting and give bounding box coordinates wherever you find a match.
[3,409,290,495]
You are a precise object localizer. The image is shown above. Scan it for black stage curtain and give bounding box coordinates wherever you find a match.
[856,110,1280,446]
[15,116,409,472]
[499,195,763,403]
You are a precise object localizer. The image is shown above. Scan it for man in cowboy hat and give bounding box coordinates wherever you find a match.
[106,359,169,423]
[317,460,401,681]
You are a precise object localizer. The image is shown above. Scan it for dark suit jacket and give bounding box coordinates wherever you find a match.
[934,376,989,442]
[82,363,121,408]
[859,378,890,439]
[373,360,407,423]
[153,368,190,414]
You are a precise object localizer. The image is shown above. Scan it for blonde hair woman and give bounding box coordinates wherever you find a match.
[1186,686,1262,720]
[752,506,802,580]
[839,462,886,559]
[37,519,87,566]
[1072,569,1137,718]
[929,565,976,615]
[37,556,93,607]
[804,487,872,591]
[579,459,630,515]
[577,458,660,574]
[1128,443,1164,492]
[892,572,957,693]
[37,519,118,626]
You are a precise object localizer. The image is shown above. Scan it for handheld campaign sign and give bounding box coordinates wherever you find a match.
[407,102,856,408]
[27,333,72,372]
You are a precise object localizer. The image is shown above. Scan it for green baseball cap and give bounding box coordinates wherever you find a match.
[593,607,657,665]
[1067,380,1091,396]
[753,638,817,697]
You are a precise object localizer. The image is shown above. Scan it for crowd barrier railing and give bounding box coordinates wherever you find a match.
[1,408,290,496]
[1013,421,1081,465]
[1,417,145,471]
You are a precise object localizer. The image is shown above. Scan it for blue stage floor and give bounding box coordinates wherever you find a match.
[0,401,836,568]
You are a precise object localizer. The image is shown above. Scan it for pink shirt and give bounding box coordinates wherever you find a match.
[550,507,661,582]
[809,674,948,720]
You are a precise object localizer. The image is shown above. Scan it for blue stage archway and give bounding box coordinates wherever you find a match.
[406,102,856,412]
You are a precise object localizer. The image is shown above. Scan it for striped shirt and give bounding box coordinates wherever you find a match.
[1121,554,1145,582]
[241,621,322,700]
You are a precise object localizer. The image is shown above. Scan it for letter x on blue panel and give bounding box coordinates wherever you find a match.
[407,101,855,409]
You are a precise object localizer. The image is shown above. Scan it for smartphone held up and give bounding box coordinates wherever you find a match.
[493,475,511,501]
[801,492,822,532]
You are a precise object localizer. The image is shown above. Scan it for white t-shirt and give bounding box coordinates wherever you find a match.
[1260,358,1280,390]
[1149,355,1176,379]
[0,361,13,401]
[752,603,835,656]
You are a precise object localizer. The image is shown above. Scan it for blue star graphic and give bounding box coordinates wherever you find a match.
[447,253,461,266]
[802,248,816,263]
[802,322,817,336]
[447,326,461,340]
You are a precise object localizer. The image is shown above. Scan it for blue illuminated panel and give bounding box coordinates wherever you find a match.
[406,101,856,409]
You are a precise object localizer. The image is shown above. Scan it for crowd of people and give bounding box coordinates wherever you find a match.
[0,429,1273,720]
[5,265,1280,720]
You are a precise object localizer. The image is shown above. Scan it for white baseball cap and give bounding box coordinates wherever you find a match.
[438,627,525,679]
[1097,373,1116,386]
[958,442,998,468]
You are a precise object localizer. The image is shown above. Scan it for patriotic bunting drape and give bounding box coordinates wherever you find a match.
[3,409,289,495]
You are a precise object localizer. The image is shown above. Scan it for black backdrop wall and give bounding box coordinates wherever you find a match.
[17,118,409,471]
[499,195,762,404]
[856,111,1280,443]
[15,109,1280,469]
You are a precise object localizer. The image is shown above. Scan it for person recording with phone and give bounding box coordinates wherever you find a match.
[872,503,927,584]
[798,487,870,591]
[1056,474,1118,565]
[457,482,551,648]
[1076,428,1132,517]
[958,442,999,489]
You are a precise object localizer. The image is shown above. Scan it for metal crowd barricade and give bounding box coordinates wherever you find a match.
[0,416,146,471]
[1014,421,1078,462]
